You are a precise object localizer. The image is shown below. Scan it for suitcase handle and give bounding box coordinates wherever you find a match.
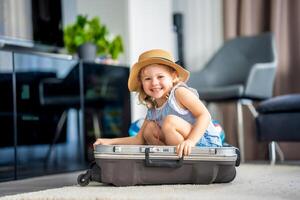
[144,148,183,168]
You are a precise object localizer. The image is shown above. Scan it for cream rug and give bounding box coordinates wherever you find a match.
[1,164,300,200]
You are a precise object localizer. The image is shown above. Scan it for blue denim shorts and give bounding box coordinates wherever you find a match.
[196,131,222,147]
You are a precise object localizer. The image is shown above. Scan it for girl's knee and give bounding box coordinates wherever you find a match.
[161,116,181,145]
[144,121,158,134]
[143,121,160,143]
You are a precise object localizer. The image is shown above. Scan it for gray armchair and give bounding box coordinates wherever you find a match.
[188,32,277,162]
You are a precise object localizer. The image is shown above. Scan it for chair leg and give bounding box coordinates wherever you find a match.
[210,99,256,163]
[237,99,258,163]
[275,142,285,162]
[269,141,276,165]
[245,103,258,118]
[236,100,245,163]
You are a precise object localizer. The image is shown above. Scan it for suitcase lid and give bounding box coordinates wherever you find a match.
[94,145,238,162]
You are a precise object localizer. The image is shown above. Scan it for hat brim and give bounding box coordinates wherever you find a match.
[128,57,190,92]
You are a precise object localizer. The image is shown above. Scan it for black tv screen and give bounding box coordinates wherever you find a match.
[0,0,63,48]
[31,0,63,47]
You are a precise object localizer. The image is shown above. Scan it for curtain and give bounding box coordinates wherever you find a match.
[222,0,300,160]
[223,0,300,95]
[0,0,33,40]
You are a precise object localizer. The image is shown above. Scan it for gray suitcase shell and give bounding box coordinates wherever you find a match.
[78,145,240,186]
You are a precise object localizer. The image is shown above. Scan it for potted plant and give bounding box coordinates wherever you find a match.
[63,15,124,61]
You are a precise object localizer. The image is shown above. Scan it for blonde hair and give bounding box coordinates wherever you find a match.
[136,64,181,108]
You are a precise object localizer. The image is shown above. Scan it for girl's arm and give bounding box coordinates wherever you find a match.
[93,119,149,148]
[174,87,211,156]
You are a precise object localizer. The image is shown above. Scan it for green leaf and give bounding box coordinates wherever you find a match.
[109,36,124,60]
[63,14,124,59]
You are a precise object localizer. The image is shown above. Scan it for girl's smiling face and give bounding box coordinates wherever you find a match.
[140,64,177,106]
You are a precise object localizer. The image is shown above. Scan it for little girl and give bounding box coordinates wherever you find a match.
[94,49,222,157]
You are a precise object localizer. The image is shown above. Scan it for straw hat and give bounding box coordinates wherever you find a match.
[128,49,190,92]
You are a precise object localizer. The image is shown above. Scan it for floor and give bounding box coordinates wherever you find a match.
[1,161,300,198]
[0,163,300,200]
[0,170,84,197]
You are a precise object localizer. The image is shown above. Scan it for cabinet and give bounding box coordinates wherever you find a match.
[0,50,131,181]
[82,62,131,160]
[40,61,131,161]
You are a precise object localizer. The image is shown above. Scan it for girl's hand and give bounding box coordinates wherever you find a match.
[93,138,112,149]
[176,139,196,157]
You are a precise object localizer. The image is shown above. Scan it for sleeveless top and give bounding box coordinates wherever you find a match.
[145,82,222,147]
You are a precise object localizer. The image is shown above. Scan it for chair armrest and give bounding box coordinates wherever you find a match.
[244,62,276,99]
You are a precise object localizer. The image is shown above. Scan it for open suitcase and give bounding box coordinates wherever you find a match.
[78,144,240,186]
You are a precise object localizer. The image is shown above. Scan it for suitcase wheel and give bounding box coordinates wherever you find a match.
[77,172,90,186]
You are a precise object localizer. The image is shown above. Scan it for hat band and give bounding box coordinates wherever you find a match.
[141,57,174,63]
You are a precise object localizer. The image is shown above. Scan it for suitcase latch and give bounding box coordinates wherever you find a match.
[141,147,173,153]
[149,147,163,153]
[209,148,217,154]
[113,146,122,153]
[140,147,162,153]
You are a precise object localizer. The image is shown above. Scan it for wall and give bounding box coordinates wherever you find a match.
[127,0,175,121]
[75,0,129,65]
[174,0,223,72]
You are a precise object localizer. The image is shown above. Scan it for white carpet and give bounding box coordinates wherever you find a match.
[1,164,300,200]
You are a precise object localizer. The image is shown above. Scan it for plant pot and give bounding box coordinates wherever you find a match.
[77,42,97,62]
